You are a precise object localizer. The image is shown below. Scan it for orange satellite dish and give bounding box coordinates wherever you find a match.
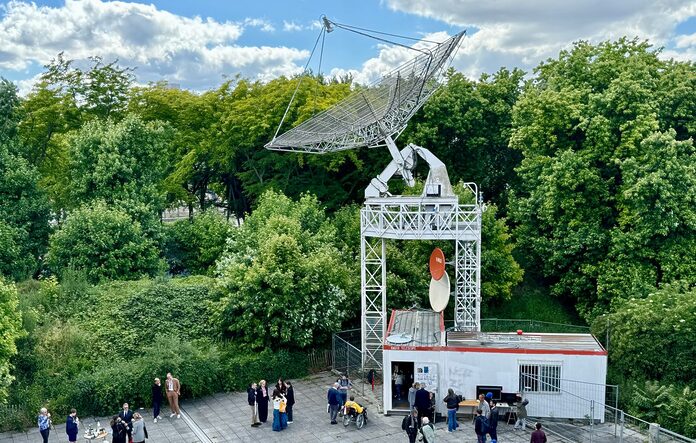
[429,248,445,280]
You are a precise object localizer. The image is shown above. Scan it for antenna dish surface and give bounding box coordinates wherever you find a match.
[265,31,464,153]
[429,247,446,280]
[429,271,450,313]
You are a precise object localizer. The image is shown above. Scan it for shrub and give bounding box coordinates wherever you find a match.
[164,211,234,275]
[47,202,162,283]
[220,348,309,391]
[0,277,23,403]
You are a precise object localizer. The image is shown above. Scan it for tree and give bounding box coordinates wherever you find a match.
[404,68,525,211]
[509,39,696,320]
[0,277,23,403]
[0,78,20,145]
[47,202,162,283]
[213,190,349,349]
[0,81,52,279]
[164,211,234,275]
[64,114,171,238]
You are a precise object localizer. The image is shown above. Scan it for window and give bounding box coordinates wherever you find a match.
[519,362,561,393]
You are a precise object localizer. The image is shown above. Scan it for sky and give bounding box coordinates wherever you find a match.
[1,0,695,95]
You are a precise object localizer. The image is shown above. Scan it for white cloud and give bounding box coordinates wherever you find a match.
[385,0,696,78]
[0,0,306,90]
[283,20,303,32]
[244,17,275,32]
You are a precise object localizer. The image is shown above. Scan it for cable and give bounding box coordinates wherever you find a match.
[272,26,326,142]
[331,20,442,44]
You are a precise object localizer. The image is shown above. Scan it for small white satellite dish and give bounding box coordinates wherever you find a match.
[429,271,450,312]
[387,333,413,344]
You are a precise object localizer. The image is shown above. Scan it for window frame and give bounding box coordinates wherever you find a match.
[518,361,562,394]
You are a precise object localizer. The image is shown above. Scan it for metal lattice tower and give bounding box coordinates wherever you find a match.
[264,20,480,373]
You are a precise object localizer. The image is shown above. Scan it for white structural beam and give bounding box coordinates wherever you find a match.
[360,189,482,370]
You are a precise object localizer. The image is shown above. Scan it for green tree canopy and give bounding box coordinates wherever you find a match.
[0,277,23,402]
[213,190,349,349]
[509,38,696,319]
[405,68,525,210]
[47,202,162,283]
[164,211,234,276]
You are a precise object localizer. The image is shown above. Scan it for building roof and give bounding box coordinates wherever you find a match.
[385,309,443,347]
[384,310,606,355]
[447,331,606,353]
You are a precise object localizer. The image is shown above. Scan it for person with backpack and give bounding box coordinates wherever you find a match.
[419,416,435,443]
[474,408,488,443]
[402,408,421,443]
[488,401,499,443]
[514,396,529,430]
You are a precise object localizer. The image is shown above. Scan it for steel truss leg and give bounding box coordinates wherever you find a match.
[361,235,386,370]
[455,238,481,331]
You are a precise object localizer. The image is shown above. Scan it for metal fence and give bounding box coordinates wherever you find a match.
[519,372,695,443]
[480,318,591,334]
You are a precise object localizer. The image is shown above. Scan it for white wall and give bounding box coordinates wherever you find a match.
[383,348,607,420]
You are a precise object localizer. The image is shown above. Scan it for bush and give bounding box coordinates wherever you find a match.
[47,202,162,283]
[0,277,23,403]
[593,281,696,383]
[68,336,222,416]
[220,348,310,391]
[164,211,234,275]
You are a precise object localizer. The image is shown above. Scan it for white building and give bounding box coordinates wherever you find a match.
[383,310,608,420]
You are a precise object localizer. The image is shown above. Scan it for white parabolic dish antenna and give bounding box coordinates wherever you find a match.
[429,271,450,313]
[265,25,465,153]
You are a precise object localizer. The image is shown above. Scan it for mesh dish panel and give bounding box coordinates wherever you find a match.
[265,32,464,153]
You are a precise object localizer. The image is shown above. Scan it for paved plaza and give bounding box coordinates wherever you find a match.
[0,372,560,443]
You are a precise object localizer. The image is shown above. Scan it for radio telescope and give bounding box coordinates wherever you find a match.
[265,18,482,373]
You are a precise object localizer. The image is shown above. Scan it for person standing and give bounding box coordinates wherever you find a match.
[337,374,351,407]
[478,393,491,419]
[401,408,421,443]
[443,388,461,432]
[408,382,419,412]
[514,396,529,430]
[275,378,286,395]
[271,389,286,432]
[327,382,341,424]
[119,403,134,443]
[415,385,431,421]
[285,381,295,423]
[38,408,51,443]
[110,416,128,443]
[65,409,79,443]
[474,409,487,443]
[152,378,163,423]
[531,422,547,443]
[248,382,260,427]
[419,416,435,443]
[165,372,181,418]
[488,401,499,443]
[257,380,270,423]
[393,370,404,401]
[131,413,148,443]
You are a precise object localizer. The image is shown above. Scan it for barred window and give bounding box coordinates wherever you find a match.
[519,362,561,393]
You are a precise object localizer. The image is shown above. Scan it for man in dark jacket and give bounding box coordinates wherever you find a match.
[414,386,431,421]
[327,383,341,424]
[152,378,163,423]
[402,408,421,443]
[248,382,260,427]
[285,381,295,423]
[488,401,500,443]
[474,409,487,443]
[119,403,133,443]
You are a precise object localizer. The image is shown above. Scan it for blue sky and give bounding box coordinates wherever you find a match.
[1,0,695,94]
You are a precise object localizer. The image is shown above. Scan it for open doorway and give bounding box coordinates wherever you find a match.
[391,361,414,410]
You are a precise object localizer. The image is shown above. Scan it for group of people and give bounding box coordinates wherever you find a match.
[326,374,354,424]
[407,382,436,422]
[474,392,531,443]
[247,378,296,432]
[109,403,148,443]
[37,372,182,443]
